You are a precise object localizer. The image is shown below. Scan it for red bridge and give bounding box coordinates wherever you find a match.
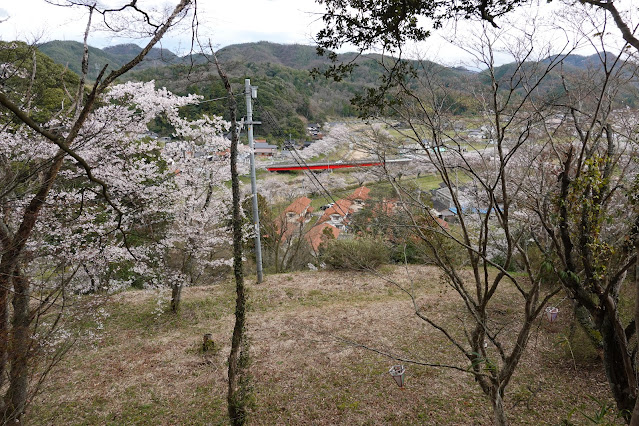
[266,158,410,172]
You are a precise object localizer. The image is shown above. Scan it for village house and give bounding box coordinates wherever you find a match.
[317,199,353,230]
[431,185,459,212]
[280,196,313,224]
[271,187,373,256]
[254,141,278,156]
[305,222,340,254]
[431,184,473,219]
[314,186,371,230]
[307,123,321,134]
[431,183,494,221]
[347,186,371,212]
[273,196,315,242]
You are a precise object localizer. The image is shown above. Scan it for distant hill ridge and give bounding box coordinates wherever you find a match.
[37,40,375,77]
[34,40,636,141]
[37,39,617,81]
[214,41,335,69]
[38,40,185,79]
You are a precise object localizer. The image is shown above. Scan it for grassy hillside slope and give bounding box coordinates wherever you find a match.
[27,266,618,425]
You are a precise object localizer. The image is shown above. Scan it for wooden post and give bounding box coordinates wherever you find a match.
[203,333,214,352]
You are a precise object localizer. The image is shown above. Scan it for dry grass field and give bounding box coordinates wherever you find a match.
[26,266,622,425]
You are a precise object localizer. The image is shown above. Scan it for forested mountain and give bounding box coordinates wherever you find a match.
[34,40,637,140]
[484,51,639,107]
[0,41,81,123]
[38,40,184,80]
[214,42,333,70]
[125,42,477,140]
[37,41,412,139]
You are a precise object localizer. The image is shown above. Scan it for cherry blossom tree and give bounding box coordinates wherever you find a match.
[0,1,202,421]
[351,169,376,186]
[298,124,350,160]
[257,176,306,204]
[0,77,233,419]
[160,138,235,312]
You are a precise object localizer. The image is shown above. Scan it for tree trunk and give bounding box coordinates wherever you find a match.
[0,153,64,422]
[170,282,182,313]
[631,265,639,426]
[631,400,639,426]
[491,388,508,426]
[573,304,602,349]
[4,268,31,423]
[215,56,249,426]
[274,242,280,274]
[0,283,8,417]
[600,312,636,422]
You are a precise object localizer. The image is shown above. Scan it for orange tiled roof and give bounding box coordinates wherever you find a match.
[435,217,450,230]
[283,197,312,216]
[318,199,352,223]
[306,223,340,251]
[275,197,313,237]
[348,186,371,201]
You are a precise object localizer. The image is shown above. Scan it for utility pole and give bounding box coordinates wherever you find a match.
[245,78,264,283]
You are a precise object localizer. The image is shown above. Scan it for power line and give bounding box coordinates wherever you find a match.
[250,96,349,217]
[41,92,245,133]
[284,142,329,198]
[197,93,244,104]
[284,141,349,217]
[252,98,348,215]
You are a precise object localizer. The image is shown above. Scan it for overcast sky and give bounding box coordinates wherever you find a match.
[0,1,327,51]
[0,0,508,66]
[0,0,629,68]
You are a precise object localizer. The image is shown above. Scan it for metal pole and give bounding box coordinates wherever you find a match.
[245,79,264,283]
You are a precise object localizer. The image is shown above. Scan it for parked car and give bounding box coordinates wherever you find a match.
[320,203,334,211]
